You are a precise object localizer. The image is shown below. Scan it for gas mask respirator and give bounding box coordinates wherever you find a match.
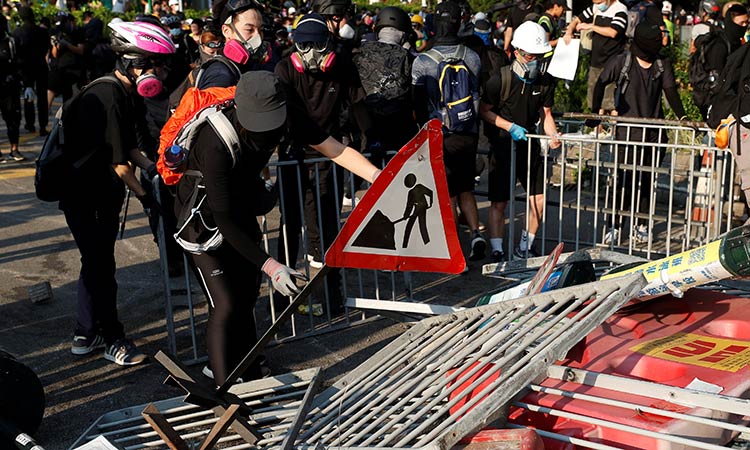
[291,40,336,72]
[224,26,271,65]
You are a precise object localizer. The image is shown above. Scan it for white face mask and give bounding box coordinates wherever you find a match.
[338,22,355,40]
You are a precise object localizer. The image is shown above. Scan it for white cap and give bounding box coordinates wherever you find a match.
[662,1,672,14]
[287,6,296,15]
[168,0,179,6]
[511,21,552,54]
[472,11,486,23]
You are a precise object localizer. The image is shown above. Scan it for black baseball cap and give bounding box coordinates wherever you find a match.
[235,71,287,132]
[549,0,569,10]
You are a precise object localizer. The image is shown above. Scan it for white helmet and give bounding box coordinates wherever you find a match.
[472,11,487,23]
[662,0,672,14]
[511,21,552,55]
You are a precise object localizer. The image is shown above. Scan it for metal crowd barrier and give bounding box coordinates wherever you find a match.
[514,119,737,261]
[153,118,740,364]
[154,154,418,364]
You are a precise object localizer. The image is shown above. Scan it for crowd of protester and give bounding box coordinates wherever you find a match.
[2,0,750,382]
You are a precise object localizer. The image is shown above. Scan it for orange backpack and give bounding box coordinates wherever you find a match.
[157,86,237,185]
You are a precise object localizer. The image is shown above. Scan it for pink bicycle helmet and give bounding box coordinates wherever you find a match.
[108,21,176,56]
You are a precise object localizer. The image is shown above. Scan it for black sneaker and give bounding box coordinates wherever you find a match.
[8,150,26,162]
[513,246,540,259]
[490,249,505,263]
[71,334,105,355]
[469,232,487,261]
[104,338,148,366]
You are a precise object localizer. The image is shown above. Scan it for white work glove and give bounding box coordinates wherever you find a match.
[23,87,35,102]
[262,257,308,297]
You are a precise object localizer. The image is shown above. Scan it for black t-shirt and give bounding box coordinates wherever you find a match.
[61,78,135,202]
[275,52,364,146]
[13,23,50,85]
[481,69,555,140]
[598,53,676,141]
[174,106,328,266]
[52,26,84,71]
[579,2,628,68]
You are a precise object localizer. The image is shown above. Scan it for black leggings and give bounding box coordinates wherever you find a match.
[190,244,262,385]
[0,86,21,145]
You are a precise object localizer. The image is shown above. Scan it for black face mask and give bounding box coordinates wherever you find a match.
[725,19,747,44]
[243,126,285,153]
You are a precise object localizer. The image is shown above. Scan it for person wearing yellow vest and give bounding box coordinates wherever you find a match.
[538,0,568,48]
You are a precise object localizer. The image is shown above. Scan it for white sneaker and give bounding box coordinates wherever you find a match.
[633,225,649,243]
[342,195,359,207]
[306,254,323,269]
[603,228,619,245]
[202,365,244,383]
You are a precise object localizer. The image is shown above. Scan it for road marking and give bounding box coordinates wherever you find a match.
[0,167,35,180]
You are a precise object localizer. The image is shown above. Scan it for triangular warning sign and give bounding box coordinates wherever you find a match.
[326,119,465,274]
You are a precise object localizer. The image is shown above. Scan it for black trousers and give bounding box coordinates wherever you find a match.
[0,85,21,145]
[23,73,49,131]
[191,244,262,385]
[62,188,126,345]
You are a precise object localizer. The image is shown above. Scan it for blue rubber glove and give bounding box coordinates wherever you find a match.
[509,123,528,142]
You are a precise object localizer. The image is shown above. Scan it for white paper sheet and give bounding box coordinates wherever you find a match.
[547,39,581,81]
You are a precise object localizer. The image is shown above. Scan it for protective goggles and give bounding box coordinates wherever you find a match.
[517,49,542,61]
[130,55,166,69]
[295,40,330,52]
[201,40,224,49]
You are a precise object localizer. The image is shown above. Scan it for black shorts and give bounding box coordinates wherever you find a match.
[488,135,545,202]
[48,68,79,99]
[443,133,478,197]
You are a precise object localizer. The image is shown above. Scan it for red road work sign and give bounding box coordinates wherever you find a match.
[326,119,465,273]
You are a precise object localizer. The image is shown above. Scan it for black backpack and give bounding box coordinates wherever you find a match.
[353,41,413,116]
[689,30,730,110]
[34,76,126,202]
[168,55,241,112]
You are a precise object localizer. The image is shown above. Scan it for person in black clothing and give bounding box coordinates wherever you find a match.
[480,21,560,262]
[62,21,176,366]
[590,22,686,245]
[503,0,536,54]
[538,0,568,48]
[193,0,271,89]
[353,6,417,165]
[13,7,49,137]
[693,4,747,120]
[82,11,104,82]
[274,13,364,314]
[0,14,23,163]
[130,14,192,278]
[162,14,199,69]
[48,11,85,108]
[175,71,380,385]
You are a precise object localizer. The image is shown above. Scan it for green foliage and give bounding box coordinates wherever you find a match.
[13,2,210,32]
[353,0,422,13]
[554,52,590,114]
[662,41,702,121]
